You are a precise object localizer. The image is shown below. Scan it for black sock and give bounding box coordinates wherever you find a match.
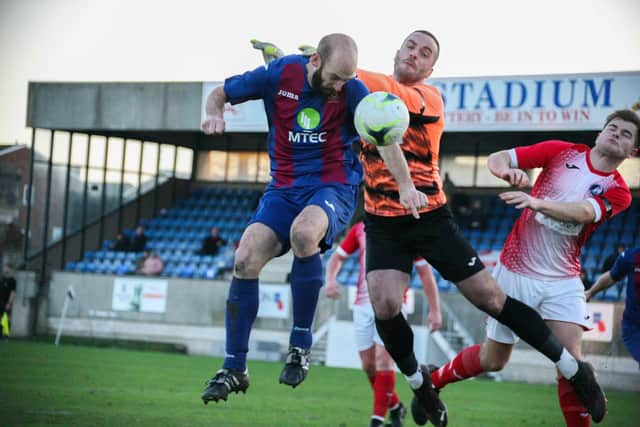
[375,313,418,375]
[496,296,563,362]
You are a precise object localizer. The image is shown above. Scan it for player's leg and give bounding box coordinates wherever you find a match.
[280,184,358,387]
[375,344,406,427]
[354,303,387,427]
[365,214,446,427]
[547,320,591,427]
[203,189,296,403]
[431,339,513,390]
[542,279,601,425]
[202,222,282,403]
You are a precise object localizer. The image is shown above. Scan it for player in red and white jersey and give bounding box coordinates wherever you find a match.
[325,220,442,427]
[500,140,631,280]
[429,109,640,427]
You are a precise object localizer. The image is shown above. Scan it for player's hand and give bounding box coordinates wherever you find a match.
[399,186,428,219]
[427,310,442,332]
[324,281,341,300]
[201,115,226,135]
[500,168,529,188]
[499,191,539,211]
[585,289,594,302]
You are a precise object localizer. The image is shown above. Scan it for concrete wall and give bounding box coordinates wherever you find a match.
[46,271,334,360]
[27,83,204,131]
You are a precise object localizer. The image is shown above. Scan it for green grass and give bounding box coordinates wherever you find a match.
[1,341,638,426]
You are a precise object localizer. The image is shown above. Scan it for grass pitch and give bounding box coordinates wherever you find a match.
[1,341,638,426]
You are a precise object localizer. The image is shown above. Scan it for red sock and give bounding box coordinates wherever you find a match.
[387,371,399,409]
[431,344,483,389]
[558,377,590,426]
[373,370,397,418]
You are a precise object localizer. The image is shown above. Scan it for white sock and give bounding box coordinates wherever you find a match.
[555,349,579,379]
[405,366,424,389]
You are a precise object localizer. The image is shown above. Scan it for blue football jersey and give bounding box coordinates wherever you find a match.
[610,246,640,323]
[224,55,368,188]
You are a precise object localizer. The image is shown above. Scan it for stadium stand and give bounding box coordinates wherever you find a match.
[65,187,261,279]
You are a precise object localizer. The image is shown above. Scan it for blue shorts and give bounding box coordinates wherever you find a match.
[622,319,640,365]
[249,184,358,255]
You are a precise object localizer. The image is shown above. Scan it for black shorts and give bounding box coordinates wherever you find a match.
[365,206,484,283]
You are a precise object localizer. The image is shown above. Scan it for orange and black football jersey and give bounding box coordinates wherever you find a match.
[357,69,446,217]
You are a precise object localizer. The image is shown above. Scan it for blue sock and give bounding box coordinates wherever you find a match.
[223,277,259,371]
[289,253,323,349]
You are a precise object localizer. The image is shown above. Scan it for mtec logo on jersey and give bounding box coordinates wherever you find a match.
[289,108,327,144]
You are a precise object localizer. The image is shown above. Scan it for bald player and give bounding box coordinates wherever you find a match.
[200,33,426,404]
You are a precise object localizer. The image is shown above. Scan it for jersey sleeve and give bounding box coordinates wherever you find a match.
[224,64,270,105]
[357,69,442,116]
[511,140,574,170]
[589,180,631,223]
[337,224,360,257]
[610,251,632,281]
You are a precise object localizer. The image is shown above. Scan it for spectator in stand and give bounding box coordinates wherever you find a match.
[130,226,148,253]
[199,227,227,256]
[136,251,164,276]
[111,232,131,252]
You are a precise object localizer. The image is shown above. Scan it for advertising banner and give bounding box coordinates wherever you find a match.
[112,278,168,313]
[583,302,614,342]
[429,72,640,131]
[257,284,290,319]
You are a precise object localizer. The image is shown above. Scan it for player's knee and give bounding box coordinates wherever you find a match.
[482,357,508,372]
[233,248,260,277]
[371,298,402,320]
[290,226,318,256]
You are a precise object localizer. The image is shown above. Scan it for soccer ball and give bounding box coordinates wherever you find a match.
[354,91,410,146]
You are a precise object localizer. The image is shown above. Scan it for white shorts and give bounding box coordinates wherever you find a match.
[486,263,591,345]
[353,304,383,351]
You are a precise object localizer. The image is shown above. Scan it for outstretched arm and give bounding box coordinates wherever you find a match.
[201,86,227,135]
[324,251,347,300]
[487,150,529,188]
[499,191,596,224]
[585,272,616,302]
[377,144,428,219]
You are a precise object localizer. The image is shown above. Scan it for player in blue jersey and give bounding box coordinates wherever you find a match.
[200,33,428,404]
[586,246,640,367]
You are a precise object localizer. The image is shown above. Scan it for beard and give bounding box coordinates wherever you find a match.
[311,65,337,97]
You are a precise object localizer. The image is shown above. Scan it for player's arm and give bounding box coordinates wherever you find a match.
[415,260,442,332]
[585,272,616,302]
[202,85,227,135]
[587,251,630,301]
[487,150,529,188]
[324,250,347,300]
[377,144,428,219]
[500,192,597,224]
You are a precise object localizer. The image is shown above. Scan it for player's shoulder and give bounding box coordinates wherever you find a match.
[264,54,307,73]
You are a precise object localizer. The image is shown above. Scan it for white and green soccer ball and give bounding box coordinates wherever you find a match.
[354,91,410,146]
